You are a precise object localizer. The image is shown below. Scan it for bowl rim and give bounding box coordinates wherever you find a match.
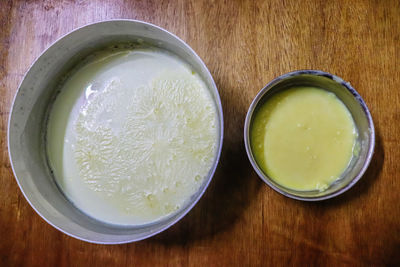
[243,69,375,201]
[8,19,224,244]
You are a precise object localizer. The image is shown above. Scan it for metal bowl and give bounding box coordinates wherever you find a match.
[244,70,374,201]
[8,20,223,243]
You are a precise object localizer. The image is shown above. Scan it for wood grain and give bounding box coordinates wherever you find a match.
[1,0,399,266]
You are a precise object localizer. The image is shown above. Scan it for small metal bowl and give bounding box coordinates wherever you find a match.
[244,70,375,201]
[8,20,223,243]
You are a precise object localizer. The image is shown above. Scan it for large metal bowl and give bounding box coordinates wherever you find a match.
[8,20,223,244]
[244,70,374,201]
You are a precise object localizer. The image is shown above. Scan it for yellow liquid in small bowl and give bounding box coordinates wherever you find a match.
[250,86,357,191]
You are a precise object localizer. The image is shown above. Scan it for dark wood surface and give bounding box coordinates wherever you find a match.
[1,0,399,266]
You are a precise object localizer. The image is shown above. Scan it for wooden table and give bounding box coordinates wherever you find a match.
[1,0,399,266]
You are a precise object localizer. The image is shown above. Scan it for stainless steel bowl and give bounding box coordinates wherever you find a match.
[244,70,374,201]
[8,20,223,243]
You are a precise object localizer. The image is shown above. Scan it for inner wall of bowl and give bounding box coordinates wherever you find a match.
[9,21,222,243]
[251,74,372,199]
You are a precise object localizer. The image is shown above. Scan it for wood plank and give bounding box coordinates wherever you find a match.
[0,0,399,266]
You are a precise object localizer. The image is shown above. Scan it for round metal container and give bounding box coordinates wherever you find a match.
[244,70,374,201]
[8,20,223,244]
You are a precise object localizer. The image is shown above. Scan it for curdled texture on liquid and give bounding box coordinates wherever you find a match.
[251,87,357,191]
[46,49,218,225]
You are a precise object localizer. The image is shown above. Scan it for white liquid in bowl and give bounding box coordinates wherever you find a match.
[46,47,219,225]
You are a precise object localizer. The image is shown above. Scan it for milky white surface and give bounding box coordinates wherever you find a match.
[46,48,218,225]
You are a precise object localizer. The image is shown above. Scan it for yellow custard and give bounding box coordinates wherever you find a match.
[250,86,357,191]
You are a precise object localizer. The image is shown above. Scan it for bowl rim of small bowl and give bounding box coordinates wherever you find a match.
[8,19,224,244]
[244,69,375,201]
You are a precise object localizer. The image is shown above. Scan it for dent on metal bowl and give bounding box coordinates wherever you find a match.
[8,20,223,244]
[244,70,374,201]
